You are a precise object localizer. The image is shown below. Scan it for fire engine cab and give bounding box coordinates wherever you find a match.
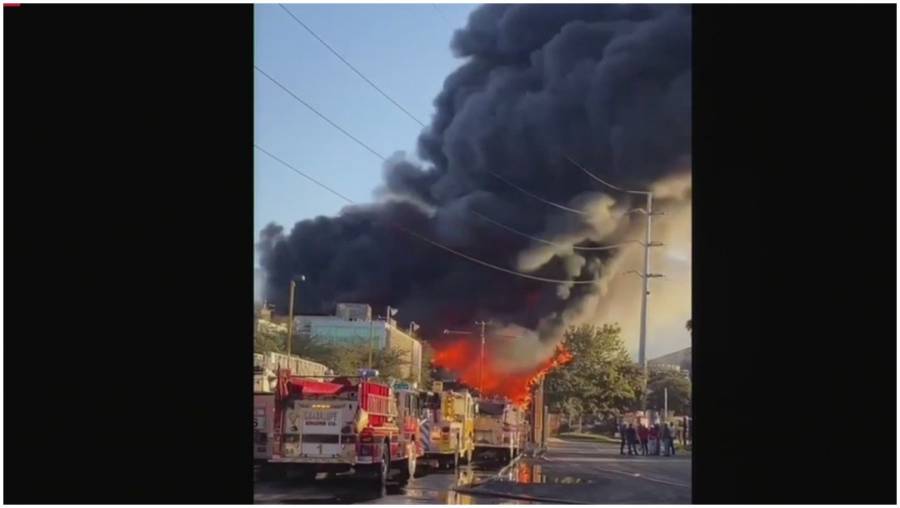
[268,369,420,486]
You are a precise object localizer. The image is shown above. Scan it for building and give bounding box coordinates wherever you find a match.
[648,347,691,378]
[293,303,423,382]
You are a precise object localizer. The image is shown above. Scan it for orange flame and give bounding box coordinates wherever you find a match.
[432,338,573,408]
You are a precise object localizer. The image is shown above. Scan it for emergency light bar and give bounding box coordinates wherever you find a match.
[358,368,379,379]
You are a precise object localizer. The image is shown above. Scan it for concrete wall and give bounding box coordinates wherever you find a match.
[386,325,422,382]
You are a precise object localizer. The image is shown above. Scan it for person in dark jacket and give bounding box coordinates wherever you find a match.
[659,423,672,457]
[626,423,639,455]
[649,424,660,455]
[619,422,627,455]
[638,423,649,456]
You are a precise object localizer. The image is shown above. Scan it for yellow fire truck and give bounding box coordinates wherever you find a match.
[422,383,476,469]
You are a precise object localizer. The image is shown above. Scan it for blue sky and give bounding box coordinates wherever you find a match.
[254,3,478,240]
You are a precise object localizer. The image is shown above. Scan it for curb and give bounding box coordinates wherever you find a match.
[452,486,583,505]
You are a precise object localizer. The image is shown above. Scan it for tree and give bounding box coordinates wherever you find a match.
[418,341,435,389]
[290,334,409,382]
[544,324,644,425]
[646,368,691,416]
[254,324,286,354]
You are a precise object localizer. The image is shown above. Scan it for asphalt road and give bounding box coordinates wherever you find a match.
[254,439,691,504]
[254,457,530,504]
[463,438,691,504]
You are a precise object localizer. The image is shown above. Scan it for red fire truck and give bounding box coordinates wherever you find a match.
[267,369,421,487]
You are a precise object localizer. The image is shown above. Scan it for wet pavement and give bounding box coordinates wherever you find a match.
[254,439,690,504]
[464,438,691,504]
[254,457,531,504]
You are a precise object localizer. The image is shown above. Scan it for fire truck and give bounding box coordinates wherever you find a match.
[422,384,476,469]
[473,398,525,462]
[267,369,420,486]
[254,353,332,479]
[391,382,426,477]
[254,392,275,463]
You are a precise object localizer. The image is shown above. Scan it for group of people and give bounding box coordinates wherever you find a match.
[619,422,679,456]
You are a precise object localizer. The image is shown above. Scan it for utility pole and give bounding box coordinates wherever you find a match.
[368,318,375,369]
[475,320,489,395]
[286,275,305,361]
[638,192,654,371]
[624,191,664,410]
[664,386,669,422]
[287,280,296,359]
[564,156,664,411]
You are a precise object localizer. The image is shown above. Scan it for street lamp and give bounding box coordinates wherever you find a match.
[286,275,306,359]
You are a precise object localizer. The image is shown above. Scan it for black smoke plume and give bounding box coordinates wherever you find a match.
[258,5,691,344]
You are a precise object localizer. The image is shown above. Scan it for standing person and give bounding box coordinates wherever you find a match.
[666,422,677,456]
[638,423,649,456]
[626,423,639,456]
[662,421,673,456]
[619,421,627,455]
[649,423,660,455]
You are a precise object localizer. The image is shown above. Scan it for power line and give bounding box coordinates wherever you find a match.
[431,4,453,27]
[488,170,590,216]
[254,65,387,161]
[278,4,426,128]
[255,144,597,285]
[254,144,356,204]
[564,155,648,195]
[261,18,599,245]
[394,225,597,285]
[470,210,635,252]
[256,62,594,245]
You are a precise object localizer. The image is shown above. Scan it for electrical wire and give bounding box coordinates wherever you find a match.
[254,144,357,203]
[470,210,634,252]
[564,155,648,195]
[256,64,603,246]
[431,4,453,27]
[278,4,426,128]
[255,65,387,161]
[255,145,598,285]
[488,170,590,216]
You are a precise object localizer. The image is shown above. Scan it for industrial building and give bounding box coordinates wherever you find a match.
[293,303,423,383]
